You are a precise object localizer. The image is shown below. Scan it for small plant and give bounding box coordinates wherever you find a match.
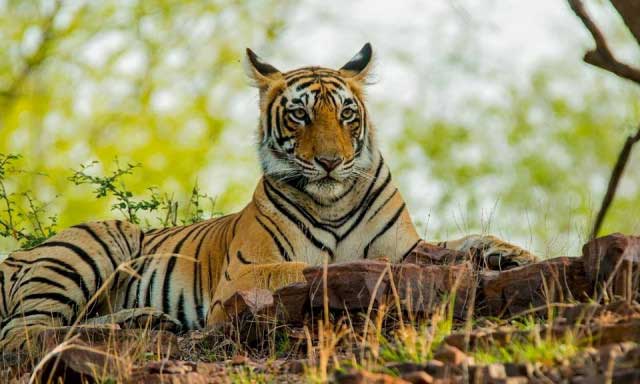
[68,160,162,225]
[473,331,581,366]
[68,159,222,229]
[0,153,58,248]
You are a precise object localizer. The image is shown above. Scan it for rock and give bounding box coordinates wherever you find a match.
[480,257,592,317]
[304,260,391,310]
[385,362,427,375]
[125,361,232,384]
[303,260,474,319]
[402,241,468,265]
[282,359,306,374]
[334,368,410,383]
[504,362,534,378]
[231,355,249,366]
[393,262,474,319]
[274,282,310,324]
[223,288,274,318]
[424,360,446,377]
[433,344,468,366]
[485,363,507,380]
[144,360,193,375]
[591,319,640,346]
[35,340,129,383]
[582,233,640,298]
[401,371,433,384]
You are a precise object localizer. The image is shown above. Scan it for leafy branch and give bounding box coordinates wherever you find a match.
[0,154,58,248]
[68,160,161,225]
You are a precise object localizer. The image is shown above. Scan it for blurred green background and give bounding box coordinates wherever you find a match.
[0,0,639,256]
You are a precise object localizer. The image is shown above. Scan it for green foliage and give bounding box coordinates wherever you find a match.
[0,0,292,230]
[392,64,640,255]
[473,333,581,366]
[0,153,223,250]
[0,154,58,249]
[69,160,160,225]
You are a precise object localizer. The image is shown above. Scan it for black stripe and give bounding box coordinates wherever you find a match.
[264,180,336,235]
[36,241,103,292]
[0,271,8,315]
[236,251,252,264]
[401,239,422,262]
[171,221,210,254]
[145,269,157,307]
[265,96,278,140]
[162,256,177,314]
[16,276,66,292]
[338,170,393,241]
[145,227,184,254]
[73,224,118,271]
[177,291,187,328]
[255,205,296,259]
[124,257,148,308]
[330,157,384,225]
[224,270,231,281]
[0,309,68,330]
[115,221,133,256]
[12,292,78,315]
[367,189,398,223]
[263,183,335,260]
[256,216,291,262]
[363,203,407,259]
[191,220,219,328]
[103,222,127,261]
[134,258,154,308]
[137,229,145,258]
[42,265,91,302]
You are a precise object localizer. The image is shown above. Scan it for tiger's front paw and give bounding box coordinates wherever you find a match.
[458,234,537,270]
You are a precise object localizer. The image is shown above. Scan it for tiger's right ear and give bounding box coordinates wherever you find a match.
[245,48,282,89]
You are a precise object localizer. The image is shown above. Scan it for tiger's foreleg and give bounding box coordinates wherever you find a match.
[207,261,308,325]
[437,234,537,270]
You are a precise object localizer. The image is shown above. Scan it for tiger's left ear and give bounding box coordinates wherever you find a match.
[339,43,373,83]
[245,48,283,89]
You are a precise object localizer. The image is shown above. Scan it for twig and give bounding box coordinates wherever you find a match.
[568,0,640,86]
[591,124,640,238]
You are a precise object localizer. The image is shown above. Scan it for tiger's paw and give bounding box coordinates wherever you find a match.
[452,234,538,270]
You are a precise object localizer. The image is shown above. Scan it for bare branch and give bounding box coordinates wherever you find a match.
[591,124,640,239]
[611,0,640,44]
[568,0,640,86]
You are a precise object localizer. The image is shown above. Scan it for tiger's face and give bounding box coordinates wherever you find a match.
[246,44,375,202]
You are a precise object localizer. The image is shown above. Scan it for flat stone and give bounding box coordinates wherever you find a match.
[273,281,310,324]
[222,288,274,318]
[582,233,640,298]
[433,344,468,366]
[402,241,468,265]
[480,257,592,317]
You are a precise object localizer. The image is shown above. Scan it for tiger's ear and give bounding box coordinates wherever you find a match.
[245,48,282,89]
[339,43,373,83]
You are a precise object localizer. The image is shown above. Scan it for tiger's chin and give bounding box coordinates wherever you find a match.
[304,177,348,202]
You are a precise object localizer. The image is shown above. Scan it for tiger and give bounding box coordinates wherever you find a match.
[0,43,537,351]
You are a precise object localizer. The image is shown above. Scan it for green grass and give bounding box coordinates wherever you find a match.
[472,332,582,366]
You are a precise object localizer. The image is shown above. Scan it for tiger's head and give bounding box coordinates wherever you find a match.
[245,43,376,202]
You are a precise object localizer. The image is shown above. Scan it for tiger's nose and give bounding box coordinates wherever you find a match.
[315,156,342,172]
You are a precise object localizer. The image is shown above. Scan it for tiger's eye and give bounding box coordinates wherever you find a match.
[291,109,307,120]
[341,108,355,120]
